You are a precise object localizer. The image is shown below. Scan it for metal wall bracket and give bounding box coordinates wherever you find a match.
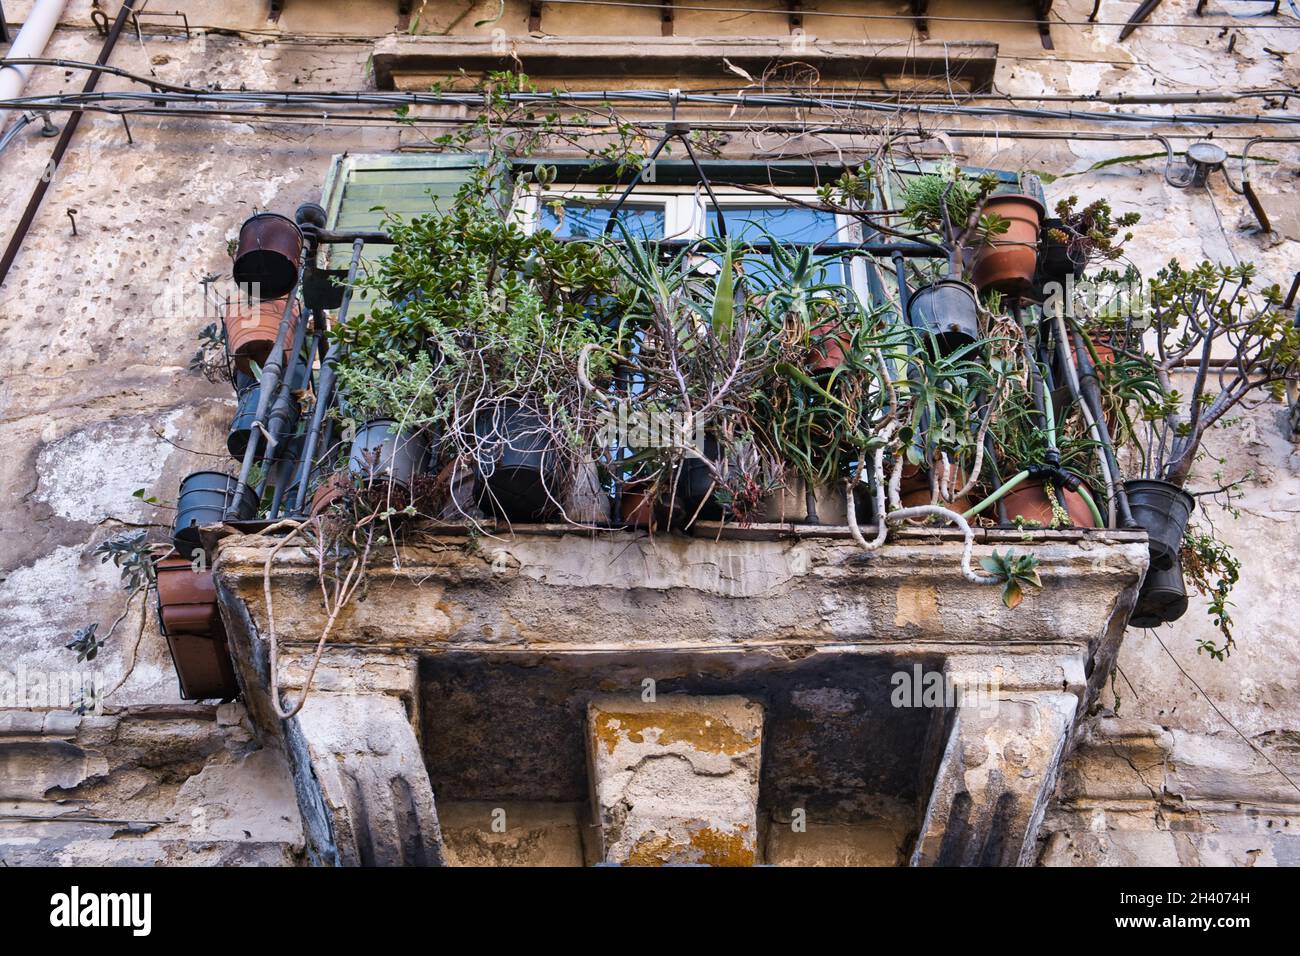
[787,0,802,32]
[1119,0,1162,40]
[911,0,929,39]
[661,0,674,37]
[1036,0,1054,49]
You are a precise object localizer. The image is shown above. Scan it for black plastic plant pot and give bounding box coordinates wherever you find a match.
[173,471,258,558]
[1129,558,1189,628]
[473,403,558,522]
[227,381,262,458]
[674,434,726,524]
[349,419,431,492]
[1036,218,1084,285]
[227,365,306,459]
[906,278,980,357]
[1124,479,1194,572]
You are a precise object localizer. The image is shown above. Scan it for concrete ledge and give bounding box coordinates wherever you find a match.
[215,529,1148,653]
[371,35,1000,93]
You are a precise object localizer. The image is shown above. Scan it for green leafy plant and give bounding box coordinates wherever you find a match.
[980,549,1043,609]
[898,162,1006,276]
[1044,195,1140,271]
[1181,523,1240,659]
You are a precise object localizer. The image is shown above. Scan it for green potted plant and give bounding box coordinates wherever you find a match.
[334,168,622,526]
[1118,262,1299,571]
[605,238,777,529]
[1038,196,1140,285]
[898,163,1007,354]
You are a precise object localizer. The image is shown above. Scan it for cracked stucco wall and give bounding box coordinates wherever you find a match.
[0,1,1297,864]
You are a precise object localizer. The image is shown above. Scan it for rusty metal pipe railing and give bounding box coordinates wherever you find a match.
[290,239,365,516]
[225,283,304,521]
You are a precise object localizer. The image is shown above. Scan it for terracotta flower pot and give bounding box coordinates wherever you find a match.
[971,194,1045,295]
[809,321,851,372]
[619,488,658,530]
[898,456,972,512]
[1001,479,1096,528]
[223,297,299,375]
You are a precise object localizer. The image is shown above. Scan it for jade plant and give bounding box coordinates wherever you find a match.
[1043,195,1140,273]
[1124,261,1299,488]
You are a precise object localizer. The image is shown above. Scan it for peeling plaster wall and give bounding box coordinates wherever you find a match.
[0,1,1298,865]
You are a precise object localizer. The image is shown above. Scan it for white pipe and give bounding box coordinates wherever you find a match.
[0,0,71,135]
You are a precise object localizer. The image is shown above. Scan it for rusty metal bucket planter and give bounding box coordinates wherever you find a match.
[155,555,219,636]
[232,212,303,300]
[163,620,240,700]
[154,554,239,699]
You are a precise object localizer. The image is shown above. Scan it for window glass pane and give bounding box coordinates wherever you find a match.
[538,200,664,239]
[706,204,841,246]
[705,204,848,287]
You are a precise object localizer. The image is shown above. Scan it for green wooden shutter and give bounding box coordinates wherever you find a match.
[318,152,486,315]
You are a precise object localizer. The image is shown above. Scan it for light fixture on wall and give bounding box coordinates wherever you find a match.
[1158,136,1275,234]
[1163,141,1228,189]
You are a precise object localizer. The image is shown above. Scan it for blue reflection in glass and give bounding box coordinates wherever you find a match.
[538,201,664,239]
[705,205,848,287]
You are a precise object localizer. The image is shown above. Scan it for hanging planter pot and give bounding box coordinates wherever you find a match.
[163,618,240,701]
[349,419,432,494]
[1036,217,1085,286]
[906,278,980,357]
[473,402,559,522]
[173,471,259,558]
[155,555,219,637]
[223,297,299,375]
[1001,479,1096,528]
[970,194,1044,295]
[227,363,307,459]
[1129,558,1189,628]
[231,212,303,300]
[1124,479,1194,572]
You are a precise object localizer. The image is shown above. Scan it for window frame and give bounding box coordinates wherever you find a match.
[516,183,878,305]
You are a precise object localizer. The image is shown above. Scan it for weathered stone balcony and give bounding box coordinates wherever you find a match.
[214,524,1148,866]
